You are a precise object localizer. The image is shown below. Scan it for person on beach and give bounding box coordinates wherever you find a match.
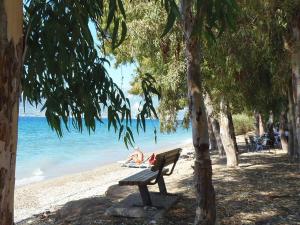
[126,147,144,164]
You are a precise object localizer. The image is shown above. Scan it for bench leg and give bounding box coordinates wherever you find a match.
[138,185,152,206]
[157,176,167,195]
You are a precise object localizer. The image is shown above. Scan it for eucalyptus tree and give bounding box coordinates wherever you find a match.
[107,0,240,167]
[279,0,300,159]
[179,2,239,223]
[104,0,238,224]
[103,1,187,134]
[0,1,159,224]
[233,0,296,155]
[236,0,300,157]
[204,95,225,157]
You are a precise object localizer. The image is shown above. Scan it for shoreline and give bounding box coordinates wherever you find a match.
[15,137,192,187]
[15,142,194,222]
[16,116,192,188]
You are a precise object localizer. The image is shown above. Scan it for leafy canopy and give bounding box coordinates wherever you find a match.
[102,0,240,132]
[23,0,158,147]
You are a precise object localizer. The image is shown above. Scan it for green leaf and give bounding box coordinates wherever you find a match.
[117,0,126,19]
[106,0,117,30]
[116,20,127,47]
[126,126,135,143]
[118,125,124,140]
[161,0,179,37]
[154,127,157,143]
[111,18,120,49]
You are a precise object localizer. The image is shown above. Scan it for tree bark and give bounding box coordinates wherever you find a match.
[280,111,288,153]
[211,119,225,157]
[288,83,298,159]
[290,27,300,159]
[182,1,216,224]
[207,118,217,151]
[288,116,295,157]
[219,99,238,167]
[258,113,265,136]
[267,111,275,147]
[204,94,225,157]
[228,112,239,154]
[254,111,259,136]
[0,1,23,224]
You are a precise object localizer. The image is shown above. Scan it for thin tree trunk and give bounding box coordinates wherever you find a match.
[254,111,259,136]
[258,113,265,136]
[211,119,225,157]
[288,83,298,158]
[208,118,217,150]
[280,111,288,153]
[0,1,23,224]
[267,111,275,147]
[219,99,238,167]
[205,97,216,151]
[204,94,225,157]
[291,31,300,159]
[182,1,216,224]
[288,117,295,157]
[228,112,239,154]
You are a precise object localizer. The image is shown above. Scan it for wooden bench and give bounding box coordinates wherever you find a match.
[119,148,182,206]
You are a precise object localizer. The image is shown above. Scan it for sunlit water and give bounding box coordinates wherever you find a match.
[16,117,192,186]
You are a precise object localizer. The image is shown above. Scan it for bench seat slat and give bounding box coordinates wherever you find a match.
[119,169,155,185]
[119,168,168,185]
[127,169,154,182]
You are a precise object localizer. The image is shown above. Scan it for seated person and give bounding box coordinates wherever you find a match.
[126,147,144,164]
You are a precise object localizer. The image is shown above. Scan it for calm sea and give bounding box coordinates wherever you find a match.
[16,116,192,186]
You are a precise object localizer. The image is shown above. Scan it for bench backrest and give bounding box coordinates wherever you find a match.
[151,148,182,172]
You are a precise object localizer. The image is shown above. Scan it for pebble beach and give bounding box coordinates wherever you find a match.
[15,143,195,223]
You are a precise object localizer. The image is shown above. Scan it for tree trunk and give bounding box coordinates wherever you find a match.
[204,94,225,157]
[288,116,295,157]
[0,1,23,224]
[219,99,238,167]
[290,30,300,159]
[267,111,275,147]
[228,112,239,154]
[254,111,259,136]
[211,119,225,157]
[258,113,265,136]
[182,1,216,224]
[280,111,288,153]
[288,83,298,159]
[208,119,217,151]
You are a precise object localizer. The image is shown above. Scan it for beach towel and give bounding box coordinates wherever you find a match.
[117,160,151,168]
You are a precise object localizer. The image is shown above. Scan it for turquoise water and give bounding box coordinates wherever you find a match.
[16,116,192,186]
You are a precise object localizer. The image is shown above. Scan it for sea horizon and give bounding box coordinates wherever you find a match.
[16,116,192,187]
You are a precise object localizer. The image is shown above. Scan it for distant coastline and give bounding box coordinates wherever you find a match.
[19,114,45,117]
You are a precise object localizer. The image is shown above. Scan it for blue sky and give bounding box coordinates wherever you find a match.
[19,63,139,116]
[19,61,141,117]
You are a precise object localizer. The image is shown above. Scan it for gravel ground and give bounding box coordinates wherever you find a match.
[17,143,300,225]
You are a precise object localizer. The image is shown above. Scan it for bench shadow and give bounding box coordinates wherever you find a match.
[19,185,146,225]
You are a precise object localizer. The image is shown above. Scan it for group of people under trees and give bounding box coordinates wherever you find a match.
[245,111,289,151]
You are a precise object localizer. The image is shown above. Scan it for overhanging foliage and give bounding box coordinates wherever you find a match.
[23,0,159,147]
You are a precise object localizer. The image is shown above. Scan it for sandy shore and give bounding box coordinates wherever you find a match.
[15,143,195,222]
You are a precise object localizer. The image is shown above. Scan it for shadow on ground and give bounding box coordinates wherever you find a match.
[18,149,300,225]
[169,150,300,225]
